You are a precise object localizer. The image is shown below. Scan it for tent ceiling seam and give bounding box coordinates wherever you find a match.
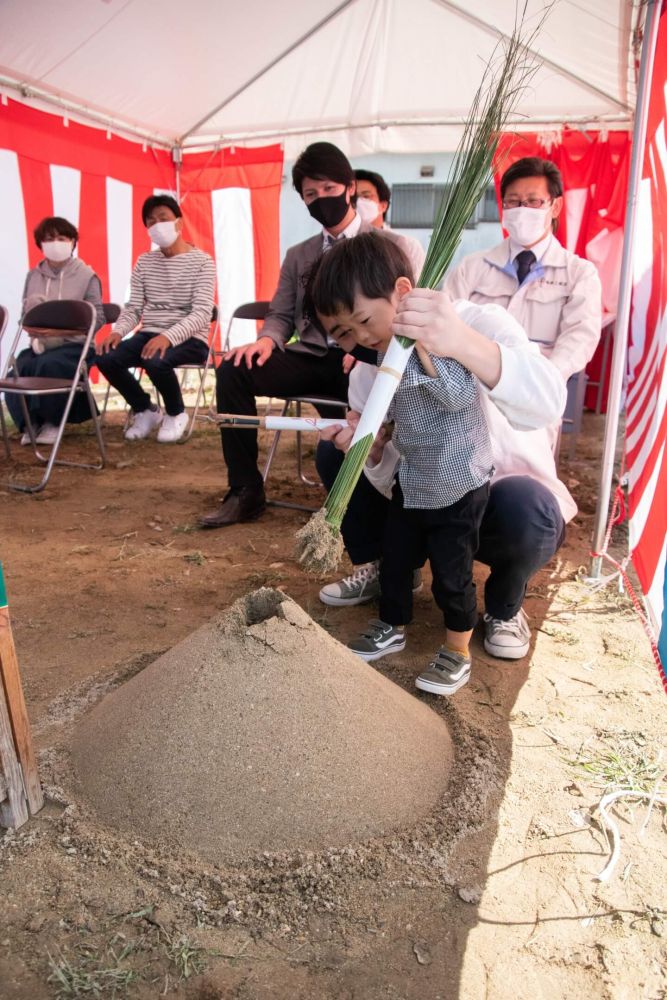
[182,113,633,149]
[431,0,633,115]
[34,0,137,83]
[178,0,359,143]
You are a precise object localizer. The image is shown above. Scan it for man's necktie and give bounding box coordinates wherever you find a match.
[515,249,536,285]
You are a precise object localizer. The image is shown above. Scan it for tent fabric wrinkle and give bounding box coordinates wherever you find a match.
[0,0,640,156]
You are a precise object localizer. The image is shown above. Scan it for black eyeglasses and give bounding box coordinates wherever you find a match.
[502,197,553,210]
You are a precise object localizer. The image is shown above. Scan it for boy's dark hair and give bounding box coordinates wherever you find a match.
[141,194,182,225]
[33,216,78,248]
[354,168,391,215]
[292,142,354,197]
[305,231,414,319]
[500,156,563,233]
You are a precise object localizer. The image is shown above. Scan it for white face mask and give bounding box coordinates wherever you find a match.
[42,240,73,263]
[356,196,380,224]
[502,206,551,247]
[148,220,179,248]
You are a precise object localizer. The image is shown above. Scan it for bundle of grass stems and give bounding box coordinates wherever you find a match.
[296,5,547,575]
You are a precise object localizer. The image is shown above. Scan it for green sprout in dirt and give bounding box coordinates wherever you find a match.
[47,941,139,998]
[570,731,665,795]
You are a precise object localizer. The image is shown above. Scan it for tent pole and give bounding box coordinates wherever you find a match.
[590,0,661,579]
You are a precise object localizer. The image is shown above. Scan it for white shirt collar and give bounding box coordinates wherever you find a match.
[322,211,361,249]
[508,231,553,264]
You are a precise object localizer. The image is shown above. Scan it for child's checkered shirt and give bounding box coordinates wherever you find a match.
[385,350,493,508]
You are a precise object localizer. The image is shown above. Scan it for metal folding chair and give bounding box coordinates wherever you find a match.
[188,301,271,439]
[0,299,105,493]
[262,394,347,511]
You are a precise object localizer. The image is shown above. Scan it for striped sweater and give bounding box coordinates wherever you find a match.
[114,247,216,346]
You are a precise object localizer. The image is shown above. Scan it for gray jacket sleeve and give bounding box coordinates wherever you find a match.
[260,246,300,349]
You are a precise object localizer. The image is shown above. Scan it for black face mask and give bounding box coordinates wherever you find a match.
[306,190,350,229]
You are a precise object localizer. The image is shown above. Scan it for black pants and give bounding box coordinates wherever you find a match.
[315,439,388,564]
[318,438,566,624]
[5,344,96,430]
[94,332,208,416]
[216,347,349,489]
[379,482,489,633]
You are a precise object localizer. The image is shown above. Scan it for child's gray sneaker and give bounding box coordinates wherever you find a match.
[415,648,471,696]
[347,619,406,661]
[319,561,380,606]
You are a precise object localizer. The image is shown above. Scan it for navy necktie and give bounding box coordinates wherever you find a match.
[515,249,536,285]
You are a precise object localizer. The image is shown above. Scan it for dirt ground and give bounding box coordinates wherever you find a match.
[0,401,665,1000]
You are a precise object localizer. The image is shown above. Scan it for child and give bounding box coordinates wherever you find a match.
[307,231,493,697]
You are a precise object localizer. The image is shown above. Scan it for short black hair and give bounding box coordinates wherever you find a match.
[33,216,78,249]
[292,142,354,197]
[141,194,182,225]
[354,169,391,214]
[305,231,414,319]
[500,156,563,199]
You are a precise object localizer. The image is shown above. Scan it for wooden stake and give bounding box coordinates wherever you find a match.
[0,563,43,818]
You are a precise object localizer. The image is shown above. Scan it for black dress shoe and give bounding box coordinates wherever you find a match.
[199,487,266,529]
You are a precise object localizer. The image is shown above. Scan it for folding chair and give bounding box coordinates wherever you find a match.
[554,368,588,464]
[0,299,105,493]
[0,305,9,460]
[262,394,348,512]
[179,304,225,441]
[187,301,270,440]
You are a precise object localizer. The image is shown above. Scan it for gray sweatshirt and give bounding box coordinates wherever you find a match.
[22,257,104,351]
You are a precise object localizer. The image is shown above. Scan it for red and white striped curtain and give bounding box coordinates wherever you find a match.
[0,98,283,355]
[626,3,667,666]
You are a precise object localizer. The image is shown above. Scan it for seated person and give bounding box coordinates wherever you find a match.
[309,231,495,698]
[314,247,572,665]
[354,168,426,279]
[200,142,424,528]
[5,216,104,445]
[95,195,215,443]
[444,156,602,384]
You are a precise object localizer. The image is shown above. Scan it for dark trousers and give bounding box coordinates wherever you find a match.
[315,446,566,624]
[93,332,208,416]
[5,343,96,430]
[379,483,489,632]
[316,439,389,564]
[216,347,349,489]
[476,475,566,620]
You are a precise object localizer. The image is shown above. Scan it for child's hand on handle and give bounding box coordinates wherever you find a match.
[319,410,359,452]
[392,288,466,358]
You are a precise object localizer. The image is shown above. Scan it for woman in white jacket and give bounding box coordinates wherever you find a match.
[5,216,104,445]
[316,288,575,660]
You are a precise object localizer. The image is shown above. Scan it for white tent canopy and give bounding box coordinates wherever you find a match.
[0,0,640,157]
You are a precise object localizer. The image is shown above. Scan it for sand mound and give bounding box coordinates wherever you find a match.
[71,589,453,862]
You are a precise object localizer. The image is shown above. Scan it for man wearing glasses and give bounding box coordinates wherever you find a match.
[444,156,601,384]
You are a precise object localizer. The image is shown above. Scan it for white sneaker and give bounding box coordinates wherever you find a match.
[319,561,380,606]
[157,411,189,443]
[483,607,530,659]
[20,429,35,446]
[124,407,163,441]
[35,422,59,445]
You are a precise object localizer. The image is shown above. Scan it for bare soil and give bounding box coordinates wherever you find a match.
[0,408,665,1000]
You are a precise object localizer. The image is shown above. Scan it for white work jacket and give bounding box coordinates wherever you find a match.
[444,237,602,382]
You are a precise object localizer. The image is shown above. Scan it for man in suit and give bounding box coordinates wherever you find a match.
[200,142,423,528]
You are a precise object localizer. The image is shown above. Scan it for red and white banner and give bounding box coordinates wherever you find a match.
[0,98,282,355]
[626,4,667,670]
